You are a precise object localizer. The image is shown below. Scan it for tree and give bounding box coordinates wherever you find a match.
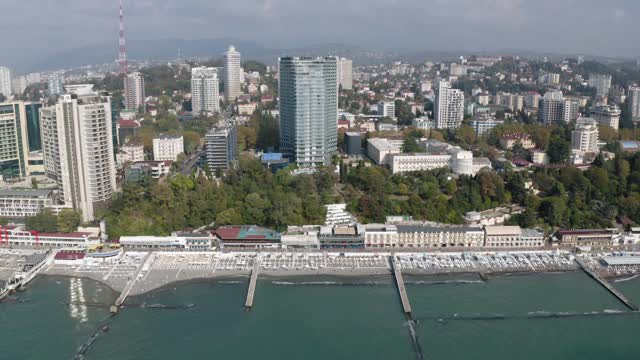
[402,135,423,153]
[31,177,38,189]
[57,209,82,233]
[547,135,570,164]
[26,209,58,232]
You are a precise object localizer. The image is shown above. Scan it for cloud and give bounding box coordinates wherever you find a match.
[1,0,639,70]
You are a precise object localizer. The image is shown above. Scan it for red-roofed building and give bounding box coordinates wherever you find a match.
[118,119,141,143]
[337,119,350,131]
[213,225,281,248]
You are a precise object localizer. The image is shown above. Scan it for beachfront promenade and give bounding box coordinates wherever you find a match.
[391,256,412,314]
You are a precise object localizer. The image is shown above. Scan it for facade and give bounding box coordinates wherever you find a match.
[125,161,171,182]
[344,132,362,155]
[412,117,434,131]
[377,101,396,118]
[213,225,281,248]
[12,76,27,95]
[337,57,353,90]
[484,226,522,248]
[117,142,144,164]
[153,134,183,161]
[0,226,99,248]
[124,72,145,112]
[40,85,117,222]
[471,116,503,135]
[48,72,64,96]
[318,224,365,248]
[205,125,237,171]
[628,86,640,121]
[538,92,578,124]
[366,137,403,165]
[389,153,450,174]
[120,233,213,251]
[0,66,11,96]
[588,74,612,97]
[0,101,44,180]
[0,189,54,217]
[571,117,599,153]
[279,56,338,166]
[500,133,535,150]
[392,225,484,248]
[191,67,220,114]
[557,229,615,248]
[434,80,464,129]
[223,46,241,102]
[590,104,620,130]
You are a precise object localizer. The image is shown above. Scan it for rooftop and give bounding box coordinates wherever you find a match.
[396,225,483,234]
[485,226,522,236]
[214,225,280,242]
[0,188,53,198]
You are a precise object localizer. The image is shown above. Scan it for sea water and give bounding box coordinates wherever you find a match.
[1,273,639,359]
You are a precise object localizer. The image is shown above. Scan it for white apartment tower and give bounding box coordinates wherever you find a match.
[153,134,184,161]
[571,117,599,153]
[224,46,242,102]
[628,86,640,121]
[40,85,117,222]
[0,67,12,96]
[434,80,464,129]
[206,126,237,171]
[124,72,146,112]
[48,73,65,96]
[279,56,338,166]
[590,105,621,130]
[337,58,353,90]
[588,74,612,97]
[191,67,220,114]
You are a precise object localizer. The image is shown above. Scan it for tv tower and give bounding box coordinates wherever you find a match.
[118,0,128,74]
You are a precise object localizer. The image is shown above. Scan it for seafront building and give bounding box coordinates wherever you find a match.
[123,72,145,113]
[40,85,117,222]
[223,46,241,102]
[279,56,338,166]
[191,66,220,114]
[0,225,100,248]
[557,229,617,249]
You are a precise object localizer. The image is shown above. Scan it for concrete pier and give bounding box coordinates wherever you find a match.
[391,256,412,314]
[244,254,261,310]
[575,257,639,311]
[114,253,152,309]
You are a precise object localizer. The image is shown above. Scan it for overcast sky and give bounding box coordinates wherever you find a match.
[1,0,638,69]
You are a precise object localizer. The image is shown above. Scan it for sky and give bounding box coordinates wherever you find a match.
[1,0,639,69]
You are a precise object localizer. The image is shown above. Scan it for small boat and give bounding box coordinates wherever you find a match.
[101,325,110,333]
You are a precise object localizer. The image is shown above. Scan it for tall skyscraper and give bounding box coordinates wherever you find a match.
[434,80,464,129]
[628,86,640,121]
[224,46,241,102]
[279,56,338,166]
[337,58,353,90]
[191,67,220,114]
[48,72,65,97]
[588,74,612,97]
[206,125,237,171]
[40,85,117,222]
[124,72,145,112]
[0,67,12,96]
[0,101,43,182]
[571,117,599,153]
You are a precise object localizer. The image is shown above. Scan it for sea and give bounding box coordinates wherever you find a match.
[2,272,640,360]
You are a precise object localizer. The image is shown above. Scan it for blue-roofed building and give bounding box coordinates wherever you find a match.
[261,152,289,172]
[619,140,640,153]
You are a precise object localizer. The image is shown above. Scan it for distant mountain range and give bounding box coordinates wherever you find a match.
[21,38,632,73]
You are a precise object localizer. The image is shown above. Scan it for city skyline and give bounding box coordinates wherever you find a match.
[2,0,640,71]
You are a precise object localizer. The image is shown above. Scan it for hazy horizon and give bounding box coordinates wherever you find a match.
[2,0,639,71]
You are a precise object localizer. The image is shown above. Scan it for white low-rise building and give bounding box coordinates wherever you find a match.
[153,134,184,161]
[367,138,403,165]
[118,143,144,165]
[0,189,54,217]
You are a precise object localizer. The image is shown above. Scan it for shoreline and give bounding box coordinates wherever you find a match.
[31,266,608,301]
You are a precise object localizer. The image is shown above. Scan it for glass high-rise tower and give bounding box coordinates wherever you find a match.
[279,56,338,166]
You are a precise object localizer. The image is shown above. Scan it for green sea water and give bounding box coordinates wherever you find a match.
[1,273,639,360]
